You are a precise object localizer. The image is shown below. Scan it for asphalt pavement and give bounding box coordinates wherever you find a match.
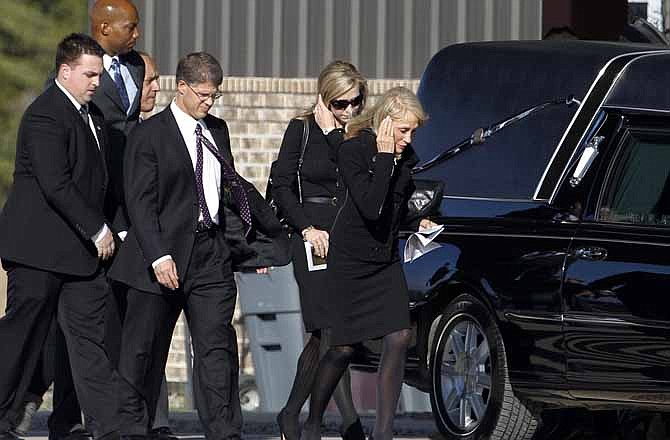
[25,409,670,440]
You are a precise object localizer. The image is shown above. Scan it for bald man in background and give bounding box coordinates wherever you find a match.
[89,0,143,235]
[133,51,176,440]
[138,51,160,119]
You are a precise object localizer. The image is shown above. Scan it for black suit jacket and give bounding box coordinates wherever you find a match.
[0,85,110,276]
[108,107,288,294]
[91,50,144,232]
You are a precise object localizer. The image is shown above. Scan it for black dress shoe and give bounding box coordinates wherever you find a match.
[60,426,93,440]
[149,427,177,440]
[342,419,365,440]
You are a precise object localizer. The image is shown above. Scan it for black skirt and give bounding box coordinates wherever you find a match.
[326,243,411,346]
[290,233,332,332]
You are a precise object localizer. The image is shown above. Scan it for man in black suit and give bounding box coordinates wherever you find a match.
[0,34,119,440]
[89,0,143,234]
[109,52,285,440]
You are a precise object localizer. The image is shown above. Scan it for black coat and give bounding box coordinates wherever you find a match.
[272,117,345,232]
[91,50,144,232]
[108,107,288,294]
[0,85,110,276]
[330,129,419,263]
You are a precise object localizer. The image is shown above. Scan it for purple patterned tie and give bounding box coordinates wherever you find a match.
[195,124,252,235]
[194,126,214,228]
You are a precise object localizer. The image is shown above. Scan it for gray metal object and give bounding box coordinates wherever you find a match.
[89,0,542,79]
[235,263,304,413]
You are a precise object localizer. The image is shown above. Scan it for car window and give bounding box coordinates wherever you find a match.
[598,132,670,226]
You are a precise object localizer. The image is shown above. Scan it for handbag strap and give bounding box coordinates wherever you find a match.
[296,118,310,204]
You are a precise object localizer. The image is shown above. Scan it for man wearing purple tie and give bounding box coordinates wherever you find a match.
[108,52,286,440]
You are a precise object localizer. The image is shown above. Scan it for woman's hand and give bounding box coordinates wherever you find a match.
[314,94,339,131]
[376,116,395,154]
[419,218,439,231]
[302,226,329,258]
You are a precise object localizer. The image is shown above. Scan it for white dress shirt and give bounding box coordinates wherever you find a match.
[103,54,138,114]
[54,79,108,244]
[152,101,222,269]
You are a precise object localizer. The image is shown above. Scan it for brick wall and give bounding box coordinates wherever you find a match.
[153,76,420,192]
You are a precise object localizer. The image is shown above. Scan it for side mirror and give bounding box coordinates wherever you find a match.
[570,135,605,187]
[407,179,444,220]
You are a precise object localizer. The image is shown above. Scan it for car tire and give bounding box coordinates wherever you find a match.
[429,293,539,440]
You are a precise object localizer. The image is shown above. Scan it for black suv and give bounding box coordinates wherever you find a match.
[351,41,670,440]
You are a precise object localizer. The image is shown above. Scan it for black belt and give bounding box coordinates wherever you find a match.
[303,196,338,206]
[195,221,219,233]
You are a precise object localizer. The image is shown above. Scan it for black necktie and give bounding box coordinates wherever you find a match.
[79,105,89,124]
[194,124,252,234]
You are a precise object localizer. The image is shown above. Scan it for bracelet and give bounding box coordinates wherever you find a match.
[301,225,315,240]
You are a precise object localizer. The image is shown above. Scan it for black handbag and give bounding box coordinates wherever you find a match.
[265,119,310,224]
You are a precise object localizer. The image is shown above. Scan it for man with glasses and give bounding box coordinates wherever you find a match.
[109,52,284,440]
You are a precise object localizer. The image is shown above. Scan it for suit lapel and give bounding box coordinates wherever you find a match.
[100,70,126,113]
[162,108,197,184]
[62,102,107,182]
[90,113,109,182]
[123,54,143,116]
[207,119,234,166]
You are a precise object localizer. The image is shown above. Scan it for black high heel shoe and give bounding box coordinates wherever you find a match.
[277,408,300,440]
[341,419,365,440]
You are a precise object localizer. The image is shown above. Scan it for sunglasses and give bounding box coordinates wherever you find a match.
[330,94,364,111]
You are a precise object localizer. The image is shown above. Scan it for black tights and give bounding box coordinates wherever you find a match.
[280,329,358,434]
[302,329,411,440]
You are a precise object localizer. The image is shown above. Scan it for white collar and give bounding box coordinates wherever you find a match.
[103,54,121,71]
[54,79,83,112]
[170,100,208,135]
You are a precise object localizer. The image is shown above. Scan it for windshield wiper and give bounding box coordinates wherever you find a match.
[412,95,582,174]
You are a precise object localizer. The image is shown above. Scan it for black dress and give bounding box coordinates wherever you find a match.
[272,117,345,332]
[327,129,419,346]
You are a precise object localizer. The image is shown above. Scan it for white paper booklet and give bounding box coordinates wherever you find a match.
[403,224,445,263]
[304,241,327,271]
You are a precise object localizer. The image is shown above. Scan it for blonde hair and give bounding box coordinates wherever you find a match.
[298,60,368,119]
[345,86,428,139]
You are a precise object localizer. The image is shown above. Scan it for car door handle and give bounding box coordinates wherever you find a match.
[573,246,608,261]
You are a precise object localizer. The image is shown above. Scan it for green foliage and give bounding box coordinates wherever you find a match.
[0,0,87,203]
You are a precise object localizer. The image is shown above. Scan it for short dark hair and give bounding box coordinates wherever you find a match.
[55,33,105,70]
[176,52,223,86]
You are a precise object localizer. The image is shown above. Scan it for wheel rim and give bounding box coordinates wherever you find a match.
[239,386,260,412]
[439,317,492,433]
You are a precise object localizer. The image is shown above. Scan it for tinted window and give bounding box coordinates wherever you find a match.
[599,132,670,226]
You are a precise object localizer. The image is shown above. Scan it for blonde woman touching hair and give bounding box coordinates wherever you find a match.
[301,87,433,440]
[272,60,368,440]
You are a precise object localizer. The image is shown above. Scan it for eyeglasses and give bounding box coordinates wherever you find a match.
[330,94,364,111]
[186,82,223,102]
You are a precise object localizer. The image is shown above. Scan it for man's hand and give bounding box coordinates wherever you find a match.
[154,258,179,290]
[95,228,116,260]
